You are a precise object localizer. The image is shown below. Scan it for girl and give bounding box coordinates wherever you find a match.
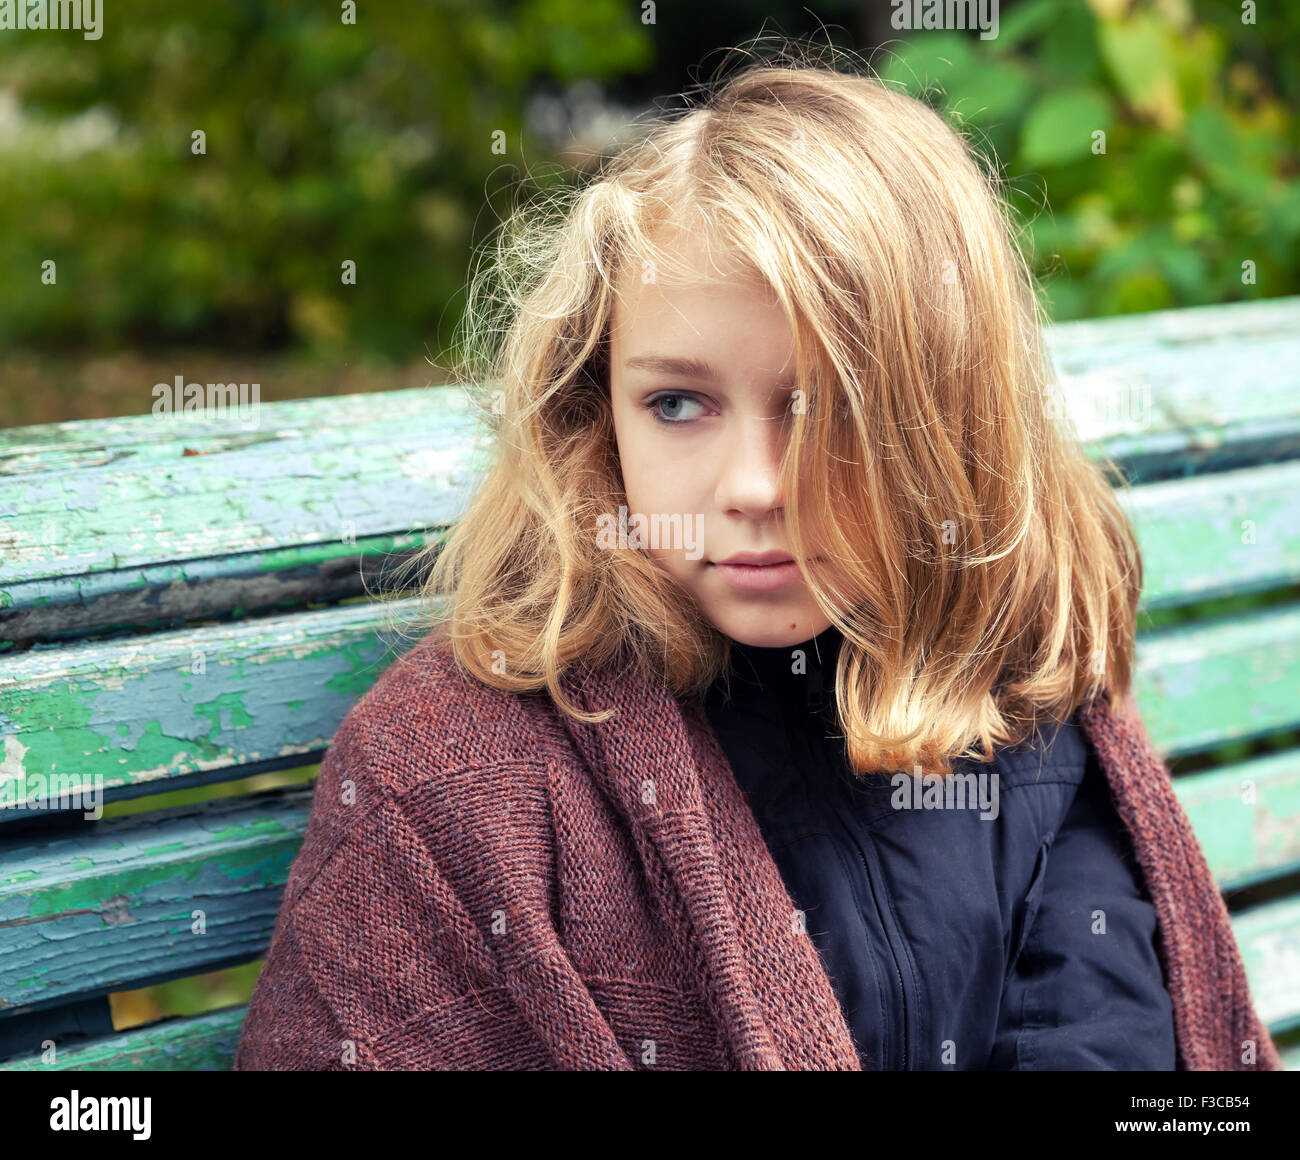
[235,48,1281,1071]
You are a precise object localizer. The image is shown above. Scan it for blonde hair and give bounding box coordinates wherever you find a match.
[389,40,1142,777]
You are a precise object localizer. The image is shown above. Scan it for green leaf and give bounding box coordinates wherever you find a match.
[1097,11,1179,121]
[1019,88,1113,167]
[1038,2,1103,83]
[1186,106,1274,201]
[876,31,976,98]
[947,61,1034,125]
[989,0,1062,52]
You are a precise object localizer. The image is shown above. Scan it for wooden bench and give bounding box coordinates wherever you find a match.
[2,295,1299,1070]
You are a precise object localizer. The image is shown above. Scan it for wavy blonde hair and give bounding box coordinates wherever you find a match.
[388,42,1142,777]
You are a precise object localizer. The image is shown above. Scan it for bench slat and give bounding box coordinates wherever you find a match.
[1,892,1295,1065]
[1133,603,1300,756]
[0,596,431,818]
[0,1004,246,1070]
[1118,461,1300,608]
[1172,750,1300,892]
[1231,895,1300,1032]
[0,387,485,649]
[6,450,1295,651]
[2,596,1296,817]
[0,787,312,1016]
[1047,295,1300,481]
[0,530,442,653]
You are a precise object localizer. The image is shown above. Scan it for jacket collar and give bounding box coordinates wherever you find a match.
[558,651,863,1069]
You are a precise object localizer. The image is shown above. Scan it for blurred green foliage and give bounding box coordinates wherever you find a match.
[0,0,650,362]
[0,0,1295,378]
[879,0,1300,317]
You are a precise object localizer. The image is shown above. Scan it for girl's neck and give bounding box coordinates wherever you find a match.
[723,622,843,689]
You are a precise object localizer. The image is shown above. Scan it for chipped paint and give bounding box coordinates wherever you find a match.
[0,598,421,813]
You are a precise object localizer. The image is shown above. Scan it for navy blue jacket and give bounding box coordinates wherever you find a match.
[701,624,1177,1070]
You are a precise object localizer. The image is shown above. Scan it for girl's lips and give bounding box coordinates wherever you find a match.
[711,559,801,592]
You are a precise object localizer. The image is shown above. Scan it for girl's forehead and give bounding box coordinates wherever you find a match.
[634,233,756,283]
[609,272,785,347]
[612,244,774,312]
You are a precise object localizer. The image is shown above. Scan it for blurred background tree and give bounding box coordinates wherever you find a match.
[0,0,653,421]
[0,0,1295,425]
[876,0,1300,318]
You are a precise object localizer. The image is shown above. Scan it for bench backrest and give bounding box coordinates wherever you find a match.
[2,295,1298,1070]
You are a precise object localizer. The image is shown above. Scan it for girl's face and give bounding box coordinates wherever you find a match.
[608,229,833,649]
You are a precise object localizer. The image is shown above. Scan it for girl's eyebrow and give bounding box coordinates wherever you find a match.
[624,354,718,378]
[623,354,796,389]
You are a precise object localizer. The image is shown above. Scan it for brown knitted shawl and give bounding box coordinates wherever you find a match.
[235,632,1282,1070]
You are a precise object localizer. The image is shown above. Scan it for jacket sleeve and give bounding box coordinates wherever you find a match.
[988,746,1178,1069]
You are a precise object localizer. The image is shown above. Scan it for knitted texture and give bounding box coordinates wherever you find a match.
[1077,689,1282,1070]
[234,630,1282,1070]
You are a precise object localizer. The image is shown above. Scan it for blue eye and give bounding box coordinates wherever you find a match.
[645,393,705,424]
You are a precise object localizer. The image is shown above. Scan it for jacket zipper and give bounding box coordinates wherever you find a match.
[811,723,916,1070]
[790,697,915,1071]
[830,814,914,1070]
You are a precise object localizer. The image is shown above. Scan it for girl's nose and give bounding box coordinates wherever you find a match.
[714,417,785,519]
